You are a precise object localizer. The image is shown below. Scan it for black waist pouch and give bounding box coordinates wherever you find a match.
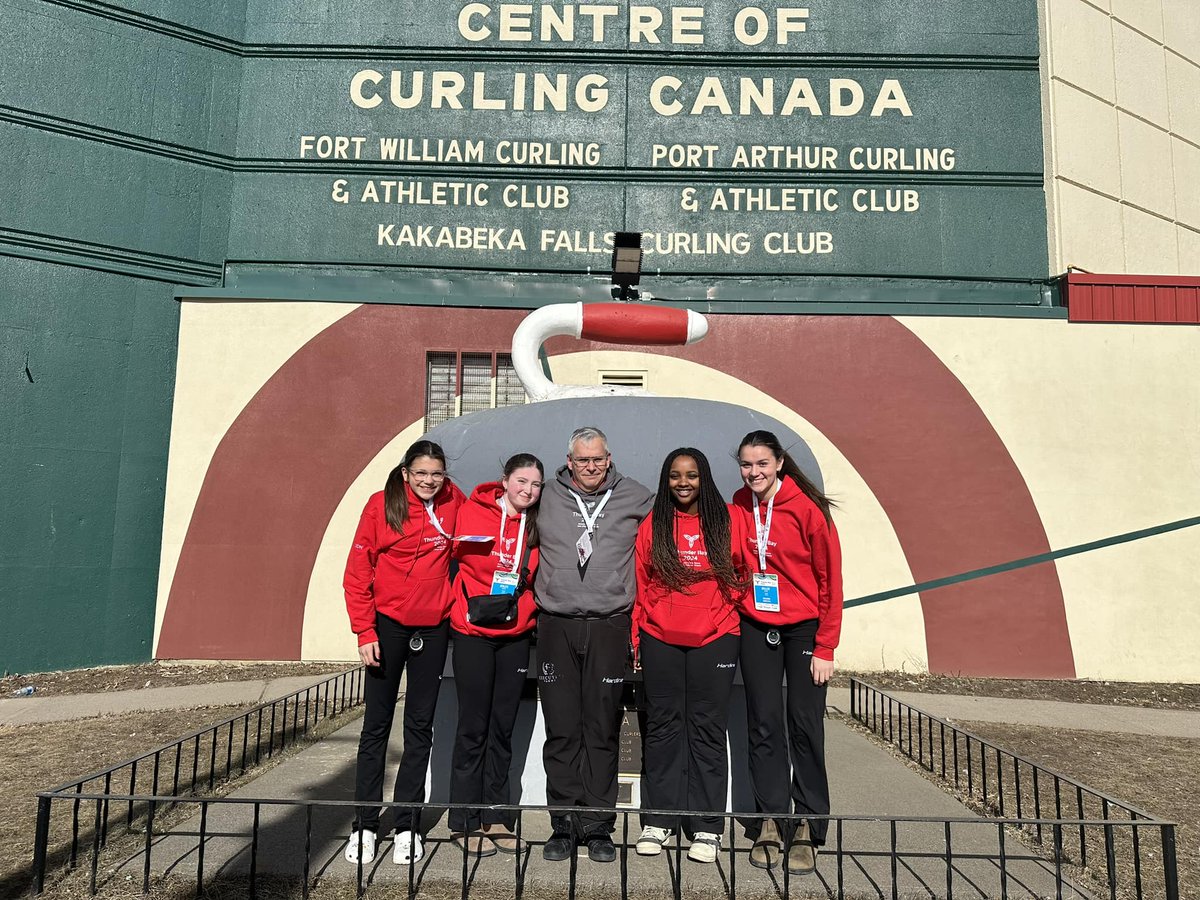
[464,542,532,629]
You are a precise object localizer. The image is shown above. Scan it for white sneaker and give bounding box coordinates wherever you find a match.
[344,829,376,864]
[393,830,425,864]
[636,826,672,856]
[688,832,721,863]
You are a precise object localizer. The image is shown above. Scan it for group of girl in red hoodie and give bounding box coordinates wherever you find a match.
[632,432,842,875]
[342,430,843,876]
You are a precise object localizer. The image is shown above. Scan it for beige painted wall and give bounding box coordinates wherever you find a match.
[1041,0,1200,274]
[900,316,1200,680]
[153,301,358,655]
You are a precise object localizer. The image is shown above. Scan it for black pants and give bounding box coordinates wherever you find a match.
[738,617,830,845]
[448,628,531,832]
[353,614,449,833]
[640,631,739,834]
[537,612,629,837]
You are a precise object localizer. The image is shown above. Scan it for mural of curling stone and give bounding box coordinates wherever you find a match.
[424,302,801,810]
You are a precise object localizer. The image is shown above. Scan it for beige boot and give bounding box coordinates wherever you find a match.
[749,819,782,869]
[482,823,525,855]
[787,821,817,875]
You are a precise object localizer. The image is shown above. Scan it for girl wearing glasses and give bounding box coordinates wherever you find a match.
[632,448,749,864]
[446,453,545,857]
[731,430,842,876]
[343,439,464,866]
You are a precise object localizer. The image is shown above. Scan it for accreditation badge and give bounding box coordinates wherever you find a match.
[576,530,593,566]
[490,571,520,596]
[752,573,781,613]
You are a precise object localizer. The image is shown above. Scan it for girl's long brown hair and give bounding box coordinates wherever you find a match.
[738,430,836,525]
[649,448,748,595]
[383,440,447,534]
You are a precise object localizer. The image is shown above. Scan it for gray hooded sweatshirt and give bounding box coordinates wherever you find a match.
[534,464,653,617]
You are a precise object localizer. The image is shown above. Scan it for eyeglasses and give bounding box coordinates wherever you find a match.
[408,470,446,480]
[570,455,609,466]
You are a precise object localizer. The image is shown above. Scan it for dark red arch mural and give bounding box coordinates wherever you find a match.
[158,305,1074,677]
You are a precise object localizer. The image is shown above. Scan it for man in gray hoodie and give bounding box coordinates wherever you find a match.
[535,425,653,862]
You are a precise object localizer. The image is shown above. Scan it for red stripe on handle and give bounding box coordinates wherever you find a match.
[580,304,690,345]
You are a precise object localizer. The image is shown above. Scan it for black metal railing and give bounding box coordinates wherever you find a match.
[30,666,366,895]
[27,675,1180,900]
[29,793,1158,900]
[849,678,1180,900]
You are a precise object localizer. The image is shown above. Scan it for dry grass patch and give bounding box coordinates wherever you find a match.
[0,706,248,898]
[959,722,1197,900]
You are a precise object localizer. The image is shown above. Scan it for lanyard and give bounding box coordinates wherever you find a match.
[498,498,527,574]
[752,493,775,573]
[424,499,451,539]
[572,489,613,535]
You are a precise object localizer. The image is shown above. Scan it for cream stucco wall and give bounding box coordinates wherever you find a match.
[153,301,359,654]
[899,316,1200,680]
[1041,0,1200,274]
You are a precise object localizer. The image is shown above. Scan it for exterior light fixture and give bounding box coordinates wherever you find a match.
[611,231,643,302]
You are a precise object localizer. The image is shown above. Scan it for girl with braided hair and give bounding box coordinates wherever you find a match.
[631,448,750,863]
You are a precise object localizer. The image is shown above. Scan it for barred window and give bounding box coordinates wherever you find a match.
[495,353,527,408]
[424,352,526,426]
[424,352,458,428]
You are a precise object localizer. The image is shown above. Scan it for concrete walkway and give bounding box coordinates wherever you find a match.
[826,686,1200,739]
[0,675,343,725]
[117,715,1088,900]
[11,678,1197,737]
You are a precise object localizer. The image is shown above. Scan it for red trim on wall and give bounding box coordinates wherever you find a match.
[1065,273,1200,324]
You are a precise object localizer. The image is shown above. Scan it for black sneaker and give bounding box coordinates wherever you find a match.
[543,832,575,861]
[585,834,616,863]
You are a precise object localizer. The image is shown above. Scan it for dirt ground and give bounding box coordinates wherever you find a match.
[1,662,350,697]
[0,705,248,898]
[957,721,1199,900]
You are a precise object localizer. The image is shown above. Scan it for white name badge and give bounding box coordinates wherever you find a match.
[455,535,493,543]
[753,573,781,613]
[576,530,593,566]
[490,571,520,596]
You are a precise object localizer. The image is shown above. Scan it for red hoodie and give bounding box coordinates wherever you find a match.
[343,480,465,646]
[450,482,540,638]
[632,506,748,653]
[731,476,843,660]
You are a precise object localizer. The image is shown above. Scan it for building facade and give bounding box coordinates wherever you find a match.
[2,0,1197,678]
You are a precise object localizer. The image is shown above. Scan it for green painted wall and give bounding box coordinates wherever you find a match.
[0,0,239,673]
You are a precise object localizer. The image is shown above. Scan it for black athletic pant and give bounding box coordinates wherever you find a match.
[537,612,629,837]
[448,628,532,832]
[353,613,449,833]
[738,616,830,845]
[639,631,739,834]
